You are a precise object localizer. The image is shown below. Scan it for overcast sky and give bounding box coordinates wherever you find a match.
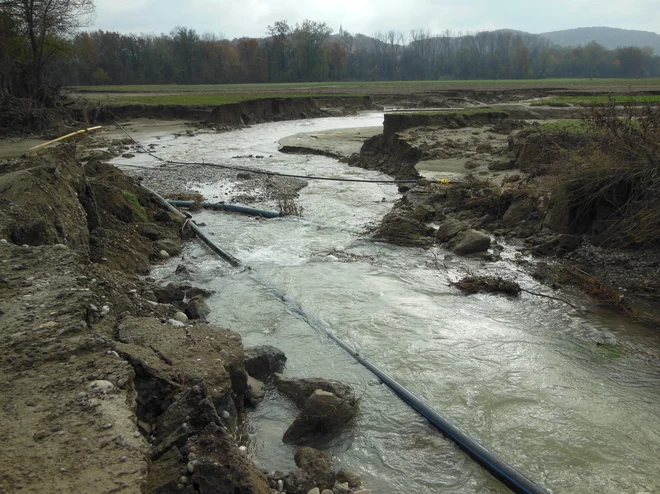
[92,0,660,39]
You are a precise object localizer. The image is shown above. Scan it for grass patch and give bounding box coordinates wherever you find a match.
[70,78,660,94]
[531,95,660,107]
[123,190,148,222]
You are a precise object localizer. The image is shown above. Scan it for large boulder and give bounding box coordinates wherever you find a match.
[283,389,357,445]
[153,283,191,304]
[246,376,265,406]
[285,447,336,494]
[503,197,537,228]
[436,218,469,243]
[451,229,491,255]
[373,210,435,247]
[244,345,287,380]
[274,376,354,409]
[156,239,182,257]
[185,297,211,321]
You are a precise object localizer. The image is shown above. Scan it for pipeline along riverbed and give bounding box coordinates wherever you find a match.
[112,114,660,493]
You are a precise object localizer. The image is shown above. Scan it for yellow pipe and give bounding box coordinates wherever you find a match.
[29,126,102,151]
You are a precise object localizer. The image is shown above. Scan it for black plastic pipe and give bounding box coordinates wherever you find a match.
[146,186,549,494]
[167,200,281,219]
[141,186,242,267]
[263,285,549,494]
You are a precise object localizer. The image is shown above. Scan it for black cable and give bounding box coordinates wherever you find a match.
[113,120,431,185]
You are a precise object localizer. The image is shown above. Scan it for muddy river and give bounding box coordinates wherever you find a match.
[113,114,660,493]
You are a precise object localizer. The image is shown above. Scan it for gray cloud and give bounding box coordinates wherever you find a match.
[92,0,660,39]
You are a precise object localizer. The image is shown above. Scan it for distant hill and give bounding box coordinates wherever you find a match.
[540,27,660,53]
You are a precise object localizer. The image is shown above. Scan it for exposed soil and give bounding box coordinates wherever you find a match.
[339,107,660,330]
[3,87,660,493]
[0,146,357,493]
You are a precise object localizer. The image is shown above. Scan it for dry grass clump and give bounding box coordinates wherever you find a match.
[561,265,660,329]
[557,103,660,248]
[450,275,521,296]
[275,187,304,217]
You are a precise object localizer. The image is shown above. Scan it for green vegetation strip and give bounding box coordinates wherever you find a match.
[123,191,148,222]
[71,78,660,94]
[532,95,660,106]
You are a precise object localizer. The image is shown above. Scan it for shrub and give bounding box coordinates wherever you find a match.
[556,103,660,248]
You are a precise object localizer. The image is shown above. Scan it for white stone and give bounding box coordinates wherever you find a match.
[307,488,320,494]
[159,250,170,260]
[333,483,350,493]
[90,380,114,393]
[0,239,7,244]
[221,410,230,419]
[167,319,185,328]
[277,480,284,492]
[173,312,188,323]
[100,305,110,316]
[53,244,67,250]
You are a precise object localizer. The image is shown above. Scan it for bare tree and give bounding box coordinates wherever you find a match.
[0,0,95,101]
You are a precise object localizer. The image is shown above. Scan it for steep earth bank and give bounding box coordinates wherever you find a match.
[81,97,374,130]
[342,110,660,330]
[0,148,363,493]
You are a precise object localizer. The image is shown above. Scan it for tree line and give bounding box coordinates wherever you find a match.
[60,24,660,86]
[2,2,659,103]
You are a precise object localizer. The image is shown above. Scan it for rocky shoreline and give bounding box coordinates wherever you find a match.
[0,148,365,493]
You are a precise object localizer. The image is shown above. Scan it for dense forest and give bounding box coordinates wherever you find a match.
[1,1,660,101]
[58,23,660,86]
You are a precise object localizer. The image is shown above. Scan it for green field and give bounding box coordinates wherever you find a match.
[72,78,660,93]
[532,95,660,107]
[68,78,660,107]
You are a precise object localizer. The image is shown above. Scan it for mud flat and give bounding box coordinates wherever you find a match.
[279,126,382,159]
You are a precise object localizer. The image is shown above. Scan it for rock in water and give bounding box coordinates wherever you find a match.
[185,298,211,321]
[246,376,265,405]
[436,218,468,242]
[451,229,491,255]
[274,376,355,409]
[283,389,357,445]
[153,282,190,303]
[244,346,287,380]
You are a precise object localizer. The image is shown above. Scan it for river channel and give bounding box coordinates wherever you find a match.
[114,113,660,493]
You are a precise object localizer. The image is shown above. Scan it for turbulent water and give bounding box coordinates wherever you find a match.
[116,114,660,494]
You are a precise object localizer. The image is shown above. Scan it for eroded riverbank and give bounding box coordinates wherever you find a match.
[108,114,660,493]
[2,108,660,494]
